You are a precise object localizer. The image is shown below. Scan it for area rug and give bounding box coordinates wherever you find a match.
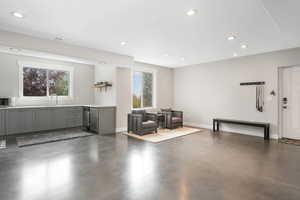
[123,127,201,143]
[279,138,300,146]
[16,129,94,147]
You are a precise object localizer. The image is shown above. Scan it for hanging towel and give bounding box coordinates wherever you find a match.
[256,85,264,112]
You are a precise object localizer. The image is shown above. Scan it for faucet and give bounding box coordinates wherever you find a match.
[51,94,58,106]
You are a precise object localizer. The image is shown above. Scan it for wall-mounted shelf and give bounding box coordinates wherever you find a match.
[92,82,112,91]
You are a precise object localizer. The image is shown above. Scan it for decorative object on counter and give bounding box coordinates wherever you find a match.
[0,140,6,149]
[240,81,265,112]
[9,97,16,107]
[92,81,112,92]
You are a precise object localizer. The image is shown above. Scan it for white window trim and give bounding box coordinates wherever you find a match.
[18,61,74,99]
[131,67,157,110]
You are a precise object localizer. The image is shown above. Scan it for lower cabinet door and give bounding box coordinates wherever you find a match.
[52,108,68,129]
[99,107,116,134]
[34,109,53,132]
[66,107,83,128]
[6,109,34,135]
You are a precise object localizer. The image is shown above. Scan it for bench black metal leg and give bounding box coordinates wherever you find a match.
[213,120,216,132]
[264,126,270,140]
[216,121,219,131]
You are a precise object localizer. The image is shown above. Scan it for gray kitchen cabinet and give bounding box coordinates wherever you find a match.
[52,108,68,129]
[66,107,83,128]
[6,109,35,135]
[0,110,6,136]
[2,105,114,135]
[98,107,116,134]
[34,108,53,132]
[90,107,116,135]
[52,107,83,129]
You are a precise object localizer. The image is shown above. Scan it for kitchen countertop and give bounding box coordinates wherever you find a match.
[0,105,116,110]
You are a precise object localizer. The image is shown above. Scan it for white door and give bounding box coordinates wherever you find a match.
[282,66,300,139]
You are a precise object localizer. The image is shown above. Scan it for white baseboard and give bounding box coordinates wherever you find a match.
[184,122,278,139]
[116,127,127,133]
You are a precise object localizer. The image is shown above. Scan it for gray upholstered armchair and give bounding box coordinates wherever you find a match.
[127,110,158,135]
[161,108,183,129]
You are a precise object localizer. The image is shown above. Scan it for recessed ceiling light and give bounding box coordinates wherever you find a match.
[11,12,24,18]
[241,44,248,49]
[233,53,238,57]
[186,9,198,16]
[227,35,236,41]
[180,57,185,61]
[164,54,169,57]
[121,41,127,46]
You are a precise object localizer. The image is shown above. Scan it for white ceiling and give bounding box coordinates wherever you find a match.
[0,0,299,68]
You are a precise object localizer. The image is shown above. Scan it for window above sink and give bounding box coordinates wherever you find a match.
[18,61,74,99]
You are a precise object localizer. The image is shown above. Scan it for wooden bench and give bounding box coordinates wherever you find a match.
[213,118,270,140]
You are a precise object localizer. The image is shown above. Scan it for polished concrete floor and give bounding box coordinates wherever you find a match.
[1,129,300,200]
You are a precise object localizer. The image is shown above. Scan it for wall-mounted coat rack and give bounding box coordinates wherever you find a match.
[240,81,265,86]
[240,81,265,112]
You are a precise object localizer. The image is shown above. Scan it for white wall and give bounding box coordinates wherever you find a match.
[174,47,300,139]
[94,64,117,106]
[116,68,132,131]
[0,52,95,105]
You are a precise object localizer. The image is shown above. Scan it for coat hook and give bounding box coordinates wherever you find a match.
[270,90,276,96]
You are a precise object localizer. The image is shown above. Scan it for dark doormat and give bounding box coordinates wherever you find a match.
[279,138,300,146]
[16,129,94,147]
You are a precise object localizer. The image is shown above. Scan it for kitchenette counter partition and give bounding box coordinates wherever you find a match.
[0,105,116,136]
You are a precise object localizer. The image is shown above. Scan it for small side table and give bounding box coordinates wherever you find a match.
[157,113,166,129]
